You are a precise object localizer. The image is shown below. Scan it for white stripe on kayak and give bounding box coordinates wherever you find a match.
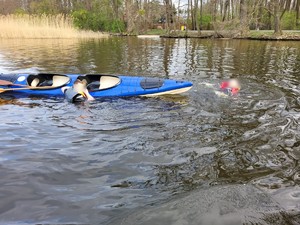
[142,86,192,96]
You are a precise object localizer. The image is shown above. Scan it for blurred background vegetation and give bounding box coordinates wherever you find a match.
[0,0,300,36]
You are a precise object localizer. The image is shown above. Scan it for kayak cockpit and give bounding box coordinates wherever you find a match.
[27,74,71,88]
[77,74,121,91]
[63,74,121,102]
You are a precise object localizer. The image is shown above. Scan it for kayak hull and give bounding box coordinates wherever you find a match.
[0,73,193,98]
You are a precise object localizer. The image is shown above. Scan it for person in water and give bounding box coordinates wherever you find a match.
[220,78,241,95]
[73,77,95,101]
[62,77,94,102]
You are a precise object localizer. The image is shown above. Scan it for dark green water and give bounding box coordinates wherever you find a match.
[0,37,299,224]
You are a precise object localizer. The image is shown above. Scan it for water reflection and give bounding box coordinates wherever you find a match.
[1,38,300,80]
[0,38,300,224]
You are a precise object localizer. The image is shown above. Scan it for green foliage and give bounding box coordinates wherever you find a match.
[185,18,192,30]
[71,0,126,33]
[199,14,212,30]
[72,10,89,30]
[138,9,146,16]
[110,20,126,33]
[281,12,300,30]
[72,9,125,33]
[14,8,27,15]
[256,10,300,30]
[258,9,272,30]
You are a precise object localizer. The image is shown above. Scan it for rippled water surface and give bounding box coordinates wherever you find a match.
[0,38,300,224]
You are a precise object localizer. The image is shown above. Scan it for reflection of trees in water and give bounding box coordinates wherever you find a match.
[0,39,81,73]
[1,38,300,83]
[0,98,19,106]
[0,97,42,107]
[76,37,174,77]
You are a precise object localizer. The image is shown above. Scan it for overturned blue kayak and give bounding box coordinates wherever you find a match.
[0,73,193,100]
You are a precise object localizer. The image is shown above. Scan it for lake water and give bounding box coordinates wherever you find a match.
[0,37,300,224]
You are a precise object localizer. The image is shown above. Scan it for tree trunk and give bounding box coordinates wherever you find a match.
[200,0,203,30]
[125,0,137,34]
[187,0,191,33]
[212,0,217,22]
[112,0,119,19]
[273,0,282,35]
[296,0,300,25]
[257,0,263,30]
[220,0,223,18]
[194,0,200,34]
[231,0,234,19]
[177,0,181,30]
[223,0,229,21]
[190,0,195,30]
[239,0,248,36]
[164,0,172,34]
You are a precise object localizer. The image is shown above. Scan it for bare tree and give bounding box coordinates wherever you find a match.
[164,0,173,33]
[266,0,288,35]
[200,0,203,30]
[125,0,136,33]
[222,0,230,21]
[296,0,300,25]
[239,0,248,35]
[194,0,200,33]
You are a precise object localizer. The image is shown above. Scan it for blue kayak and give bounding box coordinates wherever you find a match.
[0,73,192,101]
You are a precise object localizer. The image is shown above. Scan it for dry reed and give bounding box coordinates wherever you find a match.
[0,14,109,39]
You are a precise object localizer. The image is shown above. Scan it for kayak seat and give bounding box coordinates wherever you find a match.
[86,76,120,91]
[99,76,120,90]
[87,81,100,91]
[31,77,40,87]
[37,80,53,87]
[52,75,70,87]
[28,75,50,87]
[27,74,70,88]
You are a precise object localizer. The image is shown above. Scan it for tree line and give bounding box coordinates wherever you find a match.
[0,0,299,35]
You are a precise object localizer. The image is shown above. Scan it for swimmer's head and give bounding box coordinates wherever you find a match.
[228,79,240,90]
[220,78,240,94]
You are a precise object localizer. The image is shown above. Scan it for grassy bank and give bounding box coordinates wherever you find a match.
[159,30,300,40]
[0,14,109,39]
[247,30,300,40]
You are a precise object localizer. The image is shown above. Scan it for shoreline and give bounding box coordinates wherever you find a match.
[110,30,300,41]
[1,34,299,41]
[159,30,300,41]
[160,35,300,41]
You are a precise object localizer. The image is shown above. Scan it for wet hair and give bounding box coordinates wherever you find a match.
[76,76,91,85]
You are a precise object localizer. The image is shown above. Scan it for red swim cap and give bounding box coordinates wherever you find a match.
[220,81,229,89]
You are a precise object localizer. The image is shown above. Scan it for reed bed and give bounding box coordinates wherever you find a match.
[0,14,109,39]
